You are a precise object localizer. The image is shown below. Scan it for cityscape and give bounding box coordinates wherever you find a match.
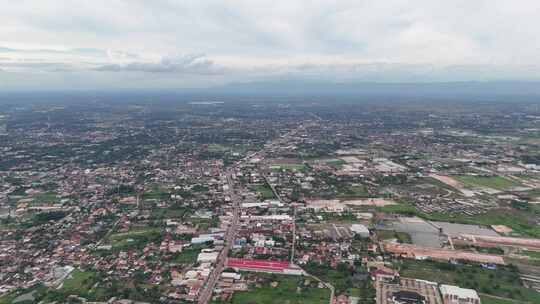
[2,1,540,304]
[1,97,540,303]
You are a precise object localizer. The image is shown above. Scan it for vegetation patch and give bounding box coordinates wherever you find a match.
[396,259,540,303]
[252,183,276,200]
[226,273,330,304]
[455,175,520,190]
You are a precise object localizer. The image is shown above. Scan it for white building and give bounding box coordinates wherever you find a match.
[197,251,219,263]
[350,224,370,238]
[440,284,480,304]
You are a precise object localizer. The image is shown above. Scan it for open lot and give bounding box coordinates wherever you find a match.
[106,227,162,250]
[229,273,330,304]
[252,183,276,200]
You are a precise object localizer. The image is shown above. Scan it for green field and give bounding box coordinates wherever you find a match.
[397,259,540,303]
[106,227,162,250]
[520,250,540,259]
[270,163,307,171]
[60,270,98,294]
[337,185,369,198]
[0,285,47,304]
[33,192,60,203]
[150,206,189,219]
[456,175,520,190]
[208,144,229,153]
[252,183,276,200]
[324,159,346,168]
[171,244,210,264]
[228,274,330,304]
[480,294,522,304]
[142,187,169,200]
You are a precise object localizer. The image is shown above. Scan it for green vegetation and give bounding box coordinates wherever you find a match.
[479,295,518,304]
[377,201,540,238]
[228,273,330,304]
[325,159,346,168]
[31,192,60,203]
[106,227,162,250]
[303,262,375,303]
[456,175,520,190]
[337,185,369,198]
[60,270,98,294]
[41,270,105,302]
[42,273,163,303]
[252,183,276,200]
[207,144,229,153]
[28,211,67,226]
[171,244,211,264]
[0,285,47,304]
[397,259,540,303]
[377,203,418,216]
[270,163,307,171]
[142,186,169,200]
[376,230,412,243]
[520,250,540,259]
[150,206,190,219]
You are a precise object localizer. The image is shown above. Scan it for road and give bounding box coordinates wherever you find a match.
[197,128,300,303]
[197,170,241,304]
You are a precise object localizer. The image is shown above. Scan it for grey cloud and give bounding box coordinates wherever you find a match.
[94,54,219,74]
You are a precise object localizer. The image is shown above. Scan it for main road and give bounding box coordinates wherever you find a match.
[197,128,300,303]
[197,170,241,304]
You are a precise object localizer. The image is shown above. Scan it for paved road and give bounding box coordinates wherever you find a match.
[197,171,240,304]
[197,128,300,303]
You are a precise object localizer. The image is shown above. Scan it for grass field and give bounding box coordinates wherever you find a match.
[520,250,540,259]
[106,227,162,250]
[60,270,98,294]
[142,187,170,200]
[229,274,330,304]
[337,185,369,198]
[456,175,520,190]
[397,259,540,303]
[270,163,307,171]
[0,285,47,304]
[33,192,60,202]
[480,295,519,304]
[150,206,189,219]
[171,244,210,264]
[252,183,276,200]
[324,159,346,168]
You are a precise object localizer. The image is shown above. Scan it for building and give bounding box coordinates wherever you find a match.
[197,251,219,263]
[439,285,480,304]
[350,224,370,238]
[392,290,426,304]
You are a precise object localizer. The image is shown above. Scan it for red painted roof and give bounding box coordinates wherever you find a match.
[227,258,289,271]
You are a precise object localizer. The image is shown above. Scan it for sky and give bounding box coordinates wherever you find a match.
[1,0,540,90]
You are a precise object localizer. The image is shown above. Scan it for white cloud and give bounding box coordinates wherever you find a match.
[1,0,540,89]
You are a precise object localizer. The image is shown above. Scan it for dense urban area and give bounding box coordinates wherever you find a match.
[2,96,540,304]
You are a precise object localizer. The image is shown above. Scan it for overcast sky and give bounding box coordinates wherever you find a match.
[1,0,540,90]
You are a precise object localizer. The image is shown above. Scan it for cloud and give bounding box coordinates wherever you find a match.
[94,53,218,74]
[2,1,540,89]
